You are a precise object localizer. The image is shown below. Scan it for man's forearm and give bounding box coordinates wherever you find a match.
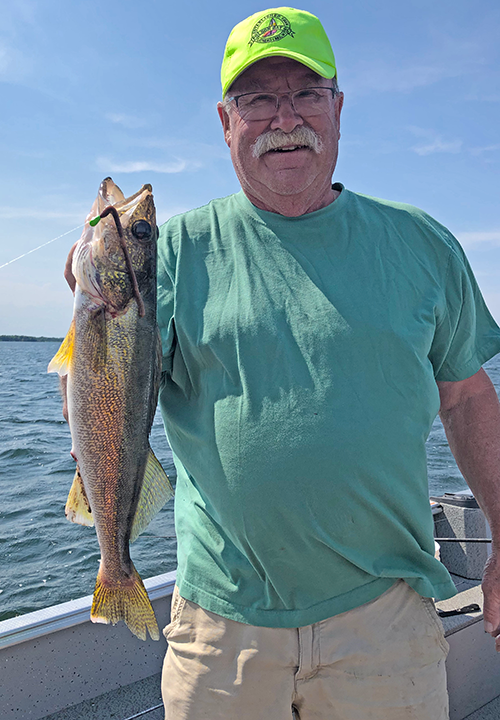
[438,368,500,644]
[438,370,500,544]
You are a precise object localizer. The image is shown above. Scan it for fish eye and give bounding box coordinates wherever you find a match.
[131,220,152,240]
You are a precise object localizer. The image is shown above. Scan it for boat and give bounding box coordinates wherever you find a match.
[2,493,500,720]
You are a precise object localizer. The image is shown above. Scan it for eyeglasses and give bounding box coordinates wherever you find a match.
[228,87,337,122]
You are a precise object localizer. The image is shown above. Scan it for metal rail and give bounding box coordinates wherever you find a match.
[435,538,492,543]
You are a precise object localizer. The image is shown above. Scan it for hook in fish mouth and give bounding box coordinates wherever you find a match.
[99,205,146,318]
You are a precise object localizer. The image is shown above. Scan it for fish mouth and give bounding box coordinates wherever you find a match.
[73,179,156,313]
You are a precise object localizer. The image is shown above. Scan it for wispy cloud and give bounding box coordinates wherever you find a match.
[96,157,201,174]
[413,138,463,156]
[0,1,40,83]
[456,231,500,248]
[342,29,490,98]
[123,136,230,161]
[0,278,72,311]
[0,40,32,82]
[155,205,192,224]
[105,113,150,130]
[465,94,500,103]
[408,126,462,156]
[469,144,500,157]
[0,206,83,221]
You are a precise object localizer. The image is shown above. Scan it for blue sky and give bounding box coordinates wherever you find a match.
[1,0,499,336]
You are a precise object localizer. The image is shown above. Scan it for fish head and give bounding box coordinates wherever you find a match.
[73,178,157,315]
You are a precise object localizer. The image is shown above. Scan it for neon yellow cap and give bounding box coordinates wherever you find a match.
[221,7,336,98]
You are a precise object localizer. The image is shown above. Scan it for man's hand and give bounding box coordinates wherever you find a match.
[64,242,78,293]
[61,244,76,429]
[60,375,69,424]
[438,367,500,649]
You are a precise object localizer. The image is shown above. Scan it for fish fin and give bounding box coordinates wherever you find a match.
[65,466,94,527]
[86,307,107,373]
[47,319,76,376]
[130,447,174,543]
[91,563,159,641]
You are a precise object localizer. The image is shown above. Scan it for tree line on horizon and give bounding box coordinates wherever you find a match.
[0,335,63,342]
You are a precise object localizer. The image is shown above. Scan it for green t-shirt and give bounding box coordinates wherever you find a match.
[157,185,500,627]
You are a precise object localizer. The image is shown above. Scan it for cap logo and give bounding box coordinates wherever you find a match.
[248,13,295,46]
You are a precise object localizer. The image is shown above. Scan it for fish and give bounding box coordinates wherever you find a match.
[48,178,173,641]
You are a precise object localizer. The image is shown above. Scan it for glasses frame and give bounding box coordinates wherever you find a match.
[227,86,338,120]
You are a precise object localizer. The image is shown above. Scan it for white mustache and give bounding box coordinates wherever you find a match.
[252,127,324,158]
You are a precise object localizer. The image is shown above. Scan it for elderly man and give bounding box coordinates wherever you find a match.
[157,8,500,719]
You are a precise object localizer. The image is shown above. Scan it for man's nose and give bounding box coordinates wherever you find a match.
[270,95,304,132]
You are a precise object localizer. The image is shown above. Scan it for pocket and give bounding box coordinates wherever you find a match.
[420,596,450,657]
[163,585,187,640]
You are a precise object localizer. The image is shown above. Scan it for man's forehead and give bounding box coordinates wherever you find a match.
[231,56,325,91]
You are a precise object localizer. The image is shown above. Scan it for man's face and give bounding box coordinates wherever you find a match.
[218,56,344,215]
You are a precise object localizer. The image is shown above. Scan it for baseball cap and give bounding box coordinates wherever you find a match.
[221,7,336,98]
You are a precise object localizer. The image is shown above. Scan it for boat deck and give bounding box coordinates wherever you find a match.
[38,574,499,720]
[39,675,500,720]
[42,673,163,720]
[3,569,500,720]
[465,697,500,720]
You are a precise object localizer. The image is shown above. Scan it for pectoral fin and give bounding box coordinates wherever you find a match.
[65,466,94,527]
[86,307,108,373]
[47,319,76,376]
[130,447,174,543]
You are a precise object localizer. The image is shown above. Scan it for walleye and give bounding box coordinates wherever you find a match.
[48,178,173,641]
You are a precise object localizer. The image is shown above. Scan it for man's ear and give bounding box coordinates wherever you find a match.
[217,102,232,147]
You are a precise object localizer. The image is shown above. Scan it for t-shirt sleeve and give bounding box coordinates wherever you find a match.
[429,240,500,382]
[157,224,177,375]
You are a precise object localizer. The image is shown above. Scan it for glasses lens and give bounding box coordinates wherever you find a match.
[235,88,333,121]
[293,88,332,117]
[238,93,277,121]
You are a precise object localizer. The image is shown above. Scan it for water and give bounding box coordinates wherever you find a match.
[1,342,499,622]
[0,341,176,622]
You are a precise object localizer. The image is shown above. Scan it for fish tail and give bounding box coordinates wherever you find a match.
[90,564,159,641]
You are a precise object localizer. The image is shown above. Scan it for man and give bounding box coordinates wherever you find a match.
[157,8,500,719]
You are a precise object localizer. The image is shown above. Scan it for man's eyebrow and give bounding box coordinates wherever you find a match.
[230,71,329,95]
[302,70,325,83]
[230,78,266,93]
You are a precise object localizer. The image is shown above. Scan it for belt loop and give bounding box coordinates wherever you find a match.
[297,624,314,678]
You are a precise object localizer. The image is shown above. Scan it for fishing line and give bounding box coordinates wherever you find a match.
[0,224,84,270]
[121,702,163,719]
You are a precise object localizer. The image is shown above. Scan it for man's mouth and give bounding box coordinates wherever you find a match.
[252,128,323,158]
[268,145,309,153]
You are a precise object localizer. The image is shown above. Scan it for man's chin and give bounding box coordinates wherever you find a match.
[256,170,318,198]
[260,147,314,172]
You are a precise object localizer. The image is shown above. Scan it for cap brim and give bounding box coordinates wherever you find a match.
[223,49,336,98]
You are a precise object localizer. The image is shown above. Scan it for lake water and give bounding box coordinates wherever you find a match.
[1,341,499,621]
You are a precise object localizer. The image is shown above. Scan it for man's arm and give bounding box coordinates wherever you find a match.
[437,367,500,649]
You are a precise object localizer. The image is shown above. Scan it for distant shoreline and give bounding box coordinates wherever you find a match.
[0,335,63,343]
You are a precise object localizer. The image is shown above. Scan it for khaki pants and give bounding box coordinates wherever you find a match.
[162,580,449,719]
